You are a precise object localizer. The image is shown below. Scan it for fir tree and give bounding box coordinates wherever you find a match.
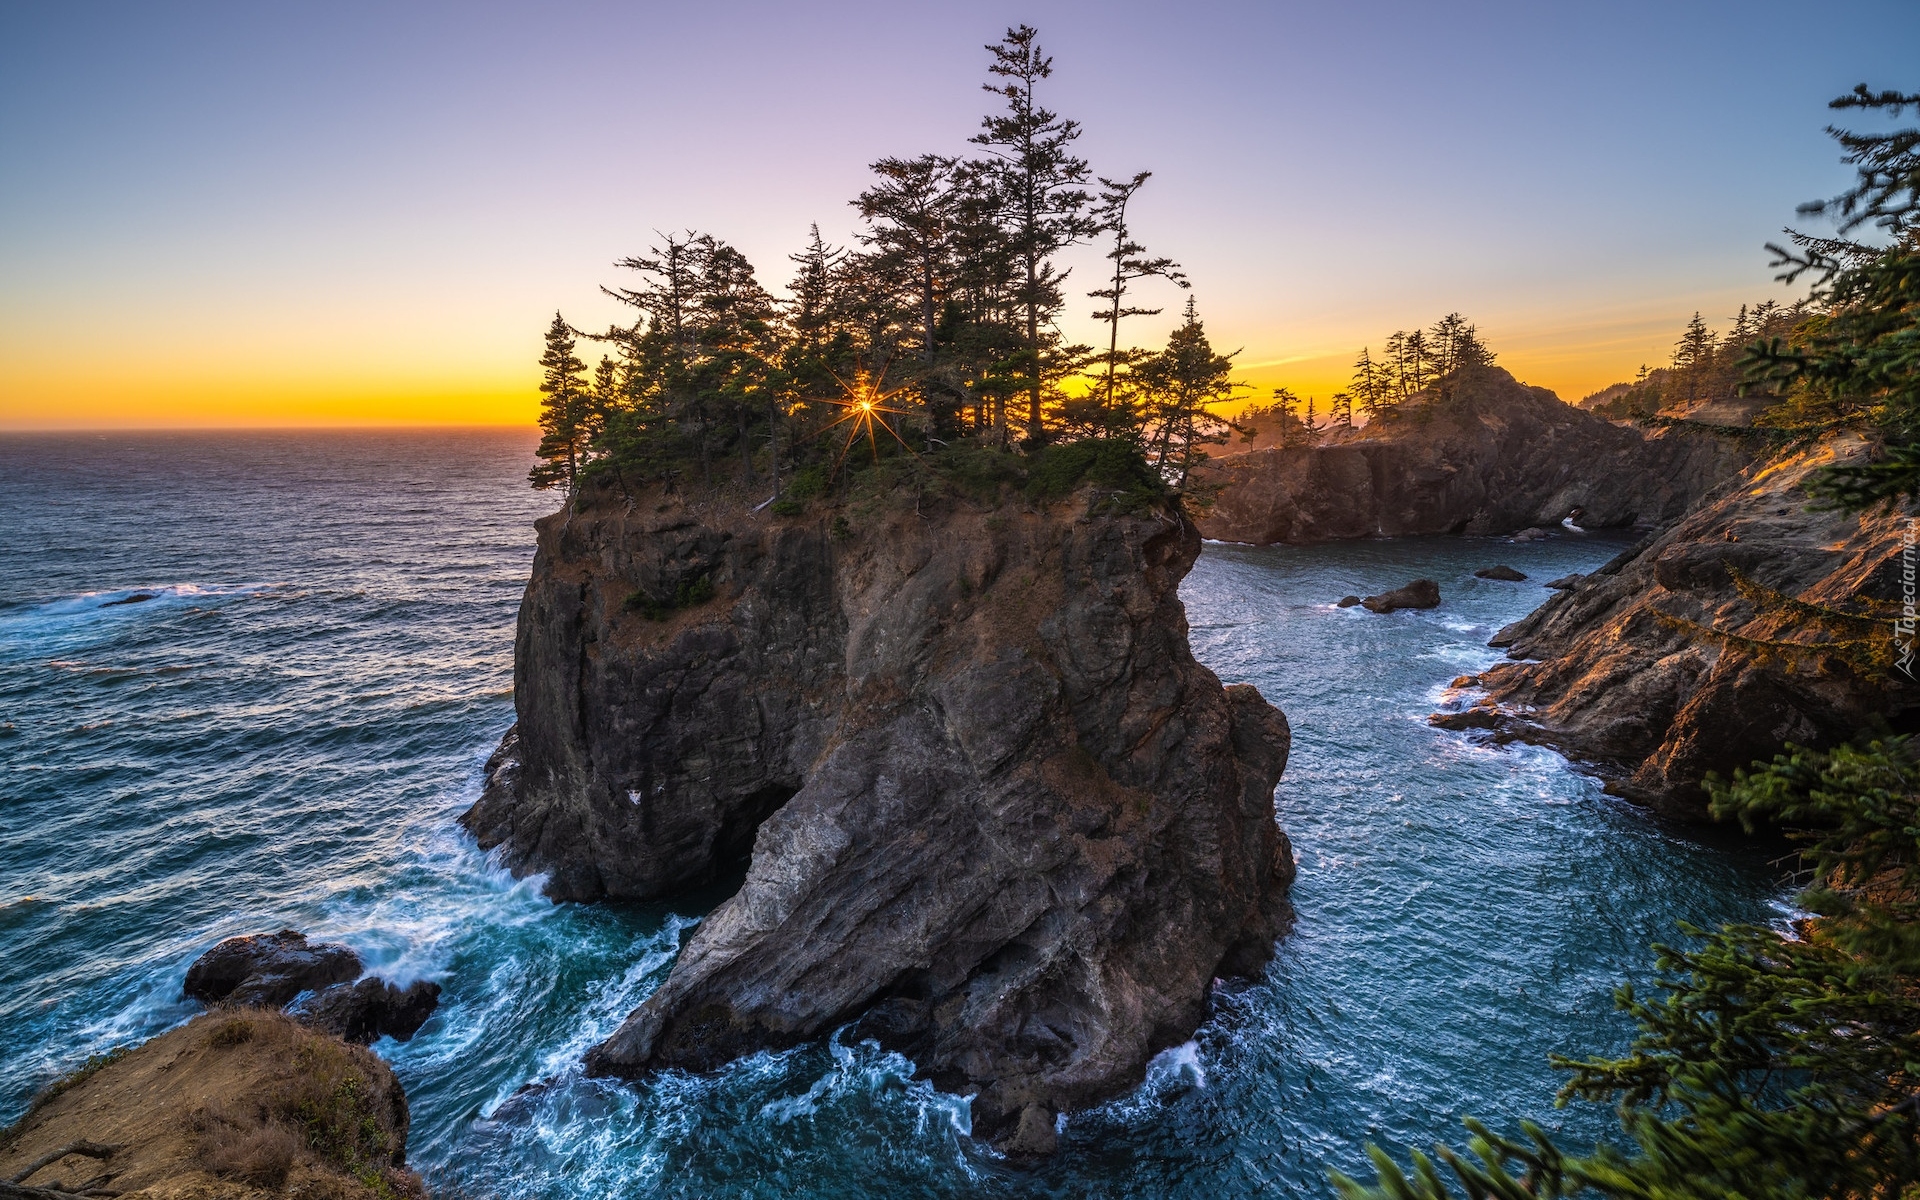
[971,24,1099,442]
[855,154,959,367]
[531,312,591,495]
[1135,298,1243,486]
[1087,170,1187,415]
[1672,311,1715,406]
[1352,347,1392,419]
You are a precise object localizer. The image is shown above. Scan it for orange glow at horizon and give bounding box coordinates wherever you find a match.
[0,285,1771,431]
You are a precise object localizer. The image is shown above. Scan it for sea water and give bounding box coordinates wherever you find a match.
[0,430,1787,1197]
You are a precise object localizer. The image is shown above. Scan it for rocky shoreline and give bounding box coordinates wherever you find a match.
[464,481,1294,1153]
[1434,434,1917,819]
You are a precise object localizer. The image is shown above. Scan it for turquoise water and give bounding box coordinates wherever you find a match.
[0,431,1786,1197]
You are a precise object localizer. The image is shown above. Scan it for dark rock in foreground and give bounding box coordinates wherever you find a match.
[1475,565,1527,581]
[184,929,440,1044]
[467,485,1294,1148]
[291,977,443,1045]
[1362,579,1441,613]
[183,930,361,1008]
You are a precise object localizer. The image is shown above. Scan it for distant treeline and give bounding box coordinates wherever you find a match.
[1581,300,1812,421]
[532,26,1253,502]
[1239,314,1496,446]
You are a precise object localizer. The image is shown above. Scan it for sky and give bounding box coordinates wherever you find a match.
[2,1,1916,429]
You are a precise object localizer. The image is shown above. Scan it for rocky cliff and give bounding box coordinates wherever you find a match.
[1439,434,1918,819]
[463,483,1294,1151]
[1196,367,1750,544]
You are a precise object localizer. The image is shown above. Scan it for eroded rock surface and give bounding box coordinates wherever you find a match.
[1448,435,1918,819]
[1196,366,1751,544]
[182,931,361,1009]
[290,979,442,1046]
[464,486,1294,1146]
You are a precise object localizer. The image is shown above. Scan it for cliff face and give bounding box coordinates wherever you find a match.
[1447,434,1917,819]
[1196,367,1750,544]
[463,487,1293,1149]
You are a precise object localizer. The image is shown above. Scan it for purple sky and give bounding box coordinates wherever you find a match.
[3,1,1916,425]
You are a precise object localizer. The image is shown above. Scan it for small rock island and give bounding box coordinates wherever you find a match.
[464,475,1294,1152]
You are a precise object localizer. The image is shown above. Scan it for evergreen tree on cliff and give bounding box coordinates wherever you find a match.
[531,312,591,495]
[1747,86,1920,510]
[1137,298,1242,486]
[1087,171,1187,413]
[970,24,1099,443]
[1352,347,1393,419]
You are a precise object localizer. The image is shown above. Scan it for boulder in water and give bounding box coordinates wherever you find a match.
[183,930,361,1008]
[1475,565,1527,581]
[1543,574,1584,590]
[1361,579,1441,613]
[290,977,442,1044]
[1336,595,1361,607]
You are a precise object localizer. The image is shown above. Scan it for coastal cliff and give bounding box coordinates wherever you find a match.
[1195,367,1749,544]
[464,482,1294,1150]
[1440,434,1918,819]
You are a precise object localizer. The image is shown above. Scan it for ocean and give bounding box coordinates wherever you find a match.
[0,429,1786,1197]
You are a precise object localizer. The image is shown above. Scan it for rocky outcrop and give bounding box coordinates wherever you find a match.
[183,931,360,1009]
[0,1011,421,1200]
[184,931,440,1046]
[1361,579,1441,613]
[288,979,442,1046]
[1440,434,1918,819]
[1196,367,1751,544]
[464,484,1294,1149]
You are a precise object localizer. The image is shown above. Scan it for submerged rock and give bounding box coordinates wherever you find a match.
[467,484,1294,1148]
[1194,366,1751,545]
[1336,595,1362,607]
[1361,579,1441,613]
[1475,565,1527,581]
[183,930,361,1008]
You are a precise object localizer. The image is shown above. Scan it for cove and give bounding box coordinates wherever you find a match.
[0,432,1786,1198]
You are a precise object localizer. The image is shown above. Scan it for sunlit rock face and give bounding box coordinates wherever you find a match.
[1195,366,1750,544]
[463,485,1293,1150]
[1453,434,1918,820]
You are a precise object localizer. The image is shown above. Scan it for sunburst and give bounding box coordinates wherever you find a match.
[813,368,918,473]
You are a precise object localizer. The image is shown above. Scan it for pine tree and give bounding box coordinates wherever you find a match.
[1672,312,1715,406]
[971,24,1099,442]
[531,312,591,495]
[1135,298,1243,486]
[855,154,958,367]
[1087,171,1187,416]
[1352,347,1392,419]
[1332,391,1354,430]
[1271,386,1302,447]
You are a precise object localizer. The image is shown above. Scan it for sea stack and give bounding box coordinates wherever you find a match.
[464,479,1294,1150]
